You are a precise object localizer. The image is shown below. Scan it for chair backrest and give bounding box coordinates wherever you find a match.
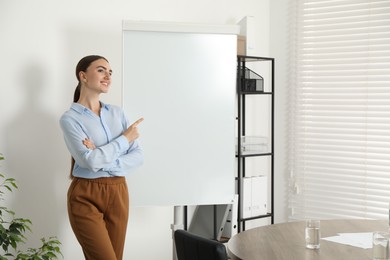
[174,229,228,260]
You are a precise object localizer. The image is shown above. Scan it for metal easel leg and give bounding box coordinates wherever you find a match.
[171,206,184,260]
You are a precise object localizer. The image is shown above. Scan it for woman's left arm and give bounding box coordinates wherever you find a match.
[100,140,144,176]
[82,136,143,176]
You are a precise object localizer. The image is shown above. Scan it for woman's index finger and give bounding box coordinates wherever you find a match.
[131,117,144,127]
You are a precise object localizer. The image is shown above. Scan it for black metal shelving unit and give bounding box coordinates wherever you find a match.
[236,55,275,232]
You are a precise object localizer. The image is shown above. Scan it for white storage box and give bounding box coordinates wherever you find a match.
[236,136,268,155]
[241,175,268,218]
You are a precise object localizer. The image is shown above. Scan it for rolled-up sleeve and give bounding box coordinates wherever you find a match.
[102,140,144,176]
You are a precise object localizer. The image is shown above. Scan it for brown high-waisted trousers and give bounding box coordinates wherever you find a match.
[67,177,129,260]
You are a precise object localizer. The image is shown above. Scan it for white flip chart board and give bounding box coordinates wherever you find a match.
[122,21,238,206]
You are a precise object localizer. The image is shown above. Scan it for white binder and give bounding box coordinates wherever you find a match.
[242,177,252,218]
[251,175,268,216]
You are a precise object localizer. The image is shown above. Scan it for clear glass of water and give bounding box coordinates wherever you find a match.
[305,219,320,249]
[373,231,389,260]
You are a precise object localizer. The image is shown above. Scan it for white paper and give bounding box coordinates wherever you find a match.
[322,232,373,249]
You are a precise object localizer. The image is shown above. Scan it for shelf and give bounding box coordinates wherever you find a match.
[237,55,274,62]
[236,55,275,232]
[238,91,273,95]
[236,152,273,158]
[240,213,273,222]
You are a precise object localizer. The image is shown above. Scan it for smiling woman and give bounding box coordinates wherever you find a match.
[74,56,112,115]
[59,55,144,260]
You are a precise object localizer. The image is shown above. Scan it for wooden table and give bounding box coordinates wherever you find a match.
[227,219,388,260]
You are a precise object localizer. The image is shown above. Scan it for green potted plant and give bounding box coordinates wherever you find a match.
[0,153,62,259]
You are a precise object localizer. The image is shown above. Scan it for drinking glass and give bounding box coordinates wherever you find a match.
[305,219,320,249]
[373,231,389,260]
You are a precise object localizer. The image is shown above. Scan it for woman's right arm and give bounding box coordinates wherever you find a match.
[81,121,145,176]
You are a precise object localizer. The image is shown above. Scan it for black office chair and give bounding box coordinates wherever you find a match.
[174,229,228,260]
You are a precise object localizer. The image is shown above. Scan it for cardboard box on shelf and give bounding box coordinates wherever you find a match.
[237,35,246,55]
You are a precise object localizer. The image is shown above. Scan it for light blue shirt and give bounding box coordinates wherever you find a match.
[59,102,143,179]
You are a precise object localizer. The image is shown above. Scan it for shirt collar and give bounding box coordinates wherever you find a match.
[71,101,110,114]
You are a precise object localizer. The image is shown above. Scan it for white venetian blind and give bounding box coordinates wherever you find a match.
[288,0,390,220]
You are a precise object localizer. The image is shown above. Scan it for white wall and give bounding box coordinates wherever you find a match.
[0,0,287,259]
[270,0,289,224]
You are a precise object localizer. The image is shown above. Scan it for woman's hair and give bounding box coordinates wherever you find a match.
[70,55,109,179]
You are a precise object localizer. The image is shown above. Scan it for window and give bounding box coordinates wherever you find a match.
[288,0,390,220]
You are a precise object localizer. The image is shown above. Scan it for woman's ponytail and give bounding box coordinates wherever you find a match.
[73,82,81,103]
